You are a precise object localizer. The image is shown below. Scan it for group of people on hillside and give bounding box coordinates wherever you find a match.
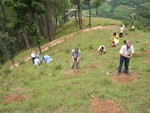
[31,50,52,66]
[111,25,125,47]
[31,25,134,76]
[71,25,134,76]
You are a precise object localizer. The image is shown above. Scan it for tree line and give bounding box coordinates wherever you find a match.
[0,0,149,65]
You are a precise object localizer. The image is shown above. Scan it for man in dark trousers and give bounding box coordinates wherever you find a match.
[118,41,134,75]
[71,48,81,69]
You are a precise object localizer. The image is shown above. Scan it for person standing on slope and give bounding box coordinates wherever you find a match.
[119,25,125,38]
[118,41,134,76]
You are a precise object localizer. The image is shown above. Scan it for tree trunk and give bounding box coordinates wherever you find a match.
[78,0,83,29]
[88,0,91,27]
[0,0,7,32]
[37,41,42,54]
[44,0,52,41]
[96,0,99,16]
[22,32,30,49]
[38,16,44,36]
[75,10,78,24]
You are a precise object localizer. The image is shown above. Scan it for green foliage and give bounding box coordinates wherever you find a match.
[113,5,131,19]
[0,32,16,64]
[99,3,112,16]
[100,3,112,13]
[139,47,145,51]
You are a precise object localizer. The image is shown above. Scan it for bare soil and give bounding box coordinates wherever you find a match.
[111,72,139,84]
[90,96,123,113]
[64,69,85,78]
[143,60,150,64]
[4,94,28,103]
[87,63,101,69]
[3,87,29,103]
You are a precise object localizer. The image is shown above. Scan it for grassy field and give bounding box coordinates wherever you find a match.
[0,19,150,113]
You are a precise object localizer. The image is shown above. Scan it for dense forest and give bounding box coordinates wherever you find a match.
[0,0,149,64]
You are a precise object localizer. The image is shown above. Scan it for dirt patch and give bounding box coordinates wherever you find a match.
[87,63,101,69]
[4,94,28,103]
[64,69,85,78]
[3,87,29,103]
[133,35,141,38]
[143,60,150,64]
[111,72,139,84]
[90,97,123,113]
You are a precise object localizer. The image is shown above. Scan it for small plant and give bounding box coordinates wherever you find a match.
[2,67,11,77]
[140,47,145,51]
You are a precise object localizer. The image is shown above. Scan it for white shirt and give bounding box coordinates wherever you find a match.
[119,45,134,56]
[34,58,40,66]
[98,45,106,52]
[120,27,124,33]
[31,53,36,58]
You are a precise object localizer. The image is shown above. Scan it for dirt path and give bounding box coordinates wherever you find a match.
[10,25,117,69]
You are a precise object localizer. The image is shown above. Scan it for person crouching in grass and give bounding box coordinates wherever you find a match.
[71,48,81,69]
[98,45,106,55]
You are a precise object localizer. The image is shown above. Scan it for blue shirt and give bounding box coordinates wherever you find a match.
[43,55,52,63]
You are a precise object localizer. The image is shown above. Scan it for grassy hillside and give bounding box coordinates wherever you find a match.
[0,21,150,112]
[3,17,122,68]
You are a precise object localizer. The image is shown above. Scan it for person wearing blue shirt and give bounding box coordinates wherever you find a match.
[43,55,52,64]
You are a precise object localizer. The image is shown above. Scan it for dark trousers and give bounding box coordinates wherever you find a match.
[119,33,123,38]
[32,57,35,64]
[118,56,130,73]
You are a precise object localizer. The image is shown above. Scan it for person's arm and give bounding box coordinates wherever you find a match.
[71,51,75,61]
[119,45,130,58]
[120,54,130,58]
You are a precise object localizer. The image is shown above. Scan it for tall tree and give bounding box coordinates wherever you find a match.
[78,0,83,29]
[84,0,91,27]
[93,0,106,16]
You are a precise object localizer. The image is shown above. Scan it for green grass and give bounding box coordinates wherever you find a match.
[0,21,150,113]
[3,17,122,68]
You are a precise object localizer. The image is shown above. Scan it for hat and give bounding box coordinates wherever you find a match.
[32,51,35,53]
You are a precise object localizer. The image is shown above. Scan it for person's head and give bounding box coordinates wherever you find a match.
[126,40,131,49]
[74,48,78,53]
[101,46,104,50]
[32,51,35,53]
[123,40,126,45]
[36,50,38,53]
[113,32,116,36]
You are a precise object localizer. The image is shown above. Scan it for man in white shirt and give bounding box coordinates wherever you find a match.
[98,45,106,55]
[118,41,134,75]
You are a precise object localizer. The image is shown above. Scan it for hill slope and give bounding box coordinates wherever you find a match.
[0,20,150,113]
